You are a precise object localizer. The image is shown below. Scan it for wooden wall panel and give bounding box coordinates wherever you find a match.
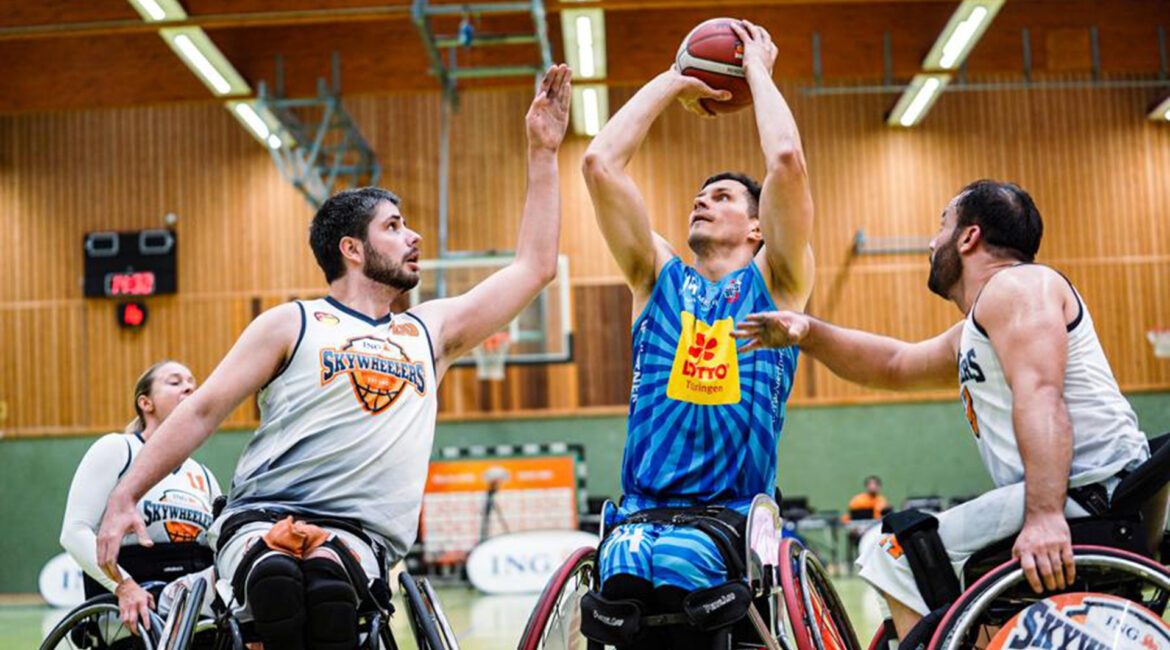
[2,71,1168,437]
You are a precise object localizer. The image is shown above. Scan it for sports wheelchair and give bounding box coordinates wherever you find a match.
[41,550,461,650]
[866,433,1170,650]
[518,494,862,650]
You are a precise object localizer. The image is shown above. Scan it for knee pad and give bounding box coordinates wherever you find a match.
[303,557,358,650]
[245,553,306,650]
[881,510,961,610]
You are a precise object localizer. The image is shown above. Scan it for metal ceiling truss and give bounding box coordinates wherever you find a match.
[257,53,381,210]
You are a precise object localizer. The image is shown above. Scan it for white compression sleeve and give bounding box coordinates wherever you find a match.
[60,433,132,593]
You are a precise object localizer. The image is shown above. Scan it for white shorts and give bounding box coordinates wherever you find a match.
[855,478,1118,616]
[213,520,382,618]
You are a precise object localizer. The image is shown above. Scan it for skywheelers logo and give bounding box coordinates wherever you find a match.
[987,593,1170,650]
[320,335,426,414]
[666,311,740,405]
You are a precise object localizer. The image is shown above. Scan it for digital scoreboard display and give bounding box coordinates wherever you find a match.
[83,230,177,298]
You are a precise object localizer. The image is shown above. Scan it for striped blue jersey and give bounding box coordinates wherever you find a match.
[623,257,799,511]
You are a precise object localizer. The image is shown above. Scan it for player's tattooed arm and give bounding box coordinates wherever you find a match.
[582,70,721,304]
[978,268,1076,594]
[731,21,815,313]
[96,302,300,582]
[733,311,961,391]
[413,65,571,379]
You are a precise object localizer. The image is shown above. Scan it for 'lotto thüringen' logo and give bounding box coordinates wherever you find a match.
[683,331,729,380]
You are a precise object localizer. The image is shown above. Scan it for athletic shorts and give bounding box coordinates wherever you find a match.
[856,476,1122,616]
[212,518,381,619]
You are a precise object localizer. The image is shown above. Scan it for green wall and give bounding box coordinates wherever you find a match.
[2,392,1167,593]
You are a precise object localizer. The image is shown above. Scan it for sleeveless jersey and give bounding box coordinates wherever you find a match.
[624,258,799,510]
[121,434,218,546]
[957,270,1148,488]
[223,297,437,560]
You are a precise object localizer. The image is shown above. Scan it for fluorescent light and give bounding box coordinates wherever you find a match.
[582,87,600,135]
[561,9,605,80]
[1149,95,1170,122]
[923,0,1004,71]
[226,100,294,149]
[126,0,187,22]
[887,74,951,127]
[233,103,270,139]
[576,16,595,78]
[174,34,230,94]
[159,27,251,96]
[939,6,988,68]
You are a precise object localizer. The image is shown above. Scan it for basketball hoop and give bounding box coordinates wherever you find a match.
[473,332,511,380]
[1148,329,1170,359]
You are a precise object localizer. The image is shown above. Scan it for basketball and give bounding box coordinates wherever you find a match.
[675,18,753,114]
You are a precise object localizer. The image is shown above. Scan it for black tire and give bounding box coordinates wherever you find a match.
[928,545,1170,650]
[40,601,164,650]
[399,572,452,650]
[517,547,597,650]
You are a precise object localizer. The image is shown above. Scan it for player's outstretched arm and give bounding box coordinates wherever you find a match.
[732,21,815,312]
[96,302,300,582]
[412,65,571,378]
[732,311,961,391]
[581,69,729,300]
[978,269,1076,594]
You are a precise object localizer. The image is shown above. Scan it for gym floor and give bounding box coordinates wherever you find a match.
[0,577,885,649]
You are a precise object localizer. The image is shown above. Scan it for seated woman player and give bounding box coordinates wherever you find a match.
[60,360,221,636]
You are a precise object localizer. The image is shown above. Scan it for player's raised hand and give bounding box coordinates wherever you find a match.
[526,64,572,151]
[96,488,152,584]
[730,20,777,76]
[732,311,810,351]
[669,64,732,118]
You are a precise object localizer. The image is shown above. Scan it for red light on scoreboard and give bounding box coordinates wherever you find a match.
[117,302,148,329]
[106,271,156,296]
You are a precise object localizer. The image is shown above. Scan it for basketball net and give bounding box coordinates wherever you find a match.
[473,332,511,380]
[1148,329,1170,359]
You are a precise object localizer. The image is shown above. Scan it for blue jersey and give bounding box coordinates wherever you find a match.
[623,257,798,511]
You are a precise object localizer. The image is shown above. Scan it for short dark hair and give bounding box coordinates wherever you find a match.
[954,180,1043,262]
[701,172,762,219]
[310,187,400,283]
[864,475,882,487]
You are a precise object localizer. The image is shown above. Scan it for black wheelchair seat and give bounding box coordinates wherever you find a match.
[964,432,1170,584]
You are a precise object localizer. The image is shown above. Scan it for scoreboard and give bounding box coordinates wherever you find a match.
[83,230,177,298]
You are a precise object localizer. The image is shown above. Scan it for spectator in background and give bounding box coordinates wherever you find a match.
[848,475,891,521]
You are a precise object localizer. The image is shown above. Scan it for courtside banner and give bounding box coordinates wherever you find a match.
[425,456,576,495]
[467,530,598,594]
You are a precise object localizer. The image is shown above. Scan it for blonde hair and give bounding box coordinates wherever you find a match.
[124,360,177,434]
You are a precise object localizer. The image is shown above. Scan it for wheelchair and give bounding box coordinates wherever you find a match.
[518,494,862,650]
[41,549,460,650]
[866,433,1170,650]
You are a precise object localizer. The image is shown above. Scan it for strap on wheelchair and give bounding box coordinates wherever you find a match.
[221,509,387,613]
[881,509,961,610]
[611,506,747,579]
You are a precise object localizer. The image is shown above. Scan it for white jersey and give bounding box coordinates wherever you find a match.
[957,268,1148,488]
[61,433,220,591]
[219,298,438,561]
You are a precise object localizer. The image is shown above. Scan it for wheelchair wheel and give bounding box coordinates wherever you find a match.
[399,572,458,650]
[517,547,597,650]
[865,621,896,650]
[779,539,862,650]
[928,545,1170,650]
[40,598,165,650]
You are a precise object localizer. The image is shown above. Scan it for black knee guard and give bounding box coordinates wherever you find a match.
[882,510,961,610]
[581,575,656,649]
[303,558,359,650]
[246,553,306,650]
[655,586,732,650]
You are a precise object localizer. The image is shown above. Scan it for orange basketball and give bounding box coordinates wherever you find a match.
[675,18,752,114]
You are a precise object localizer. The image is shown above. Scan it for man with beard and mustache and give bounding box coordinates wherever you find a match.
[579,22,814,649]
[95,65,572,649]
[731,179,1151,643]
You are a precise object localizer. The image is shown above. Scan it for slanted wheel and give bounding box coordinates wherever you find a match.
[779,538,862,650]
[928,546,1170,650]
[40,597,164,650]
[399,572,458,650]
[517,547,598,650]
